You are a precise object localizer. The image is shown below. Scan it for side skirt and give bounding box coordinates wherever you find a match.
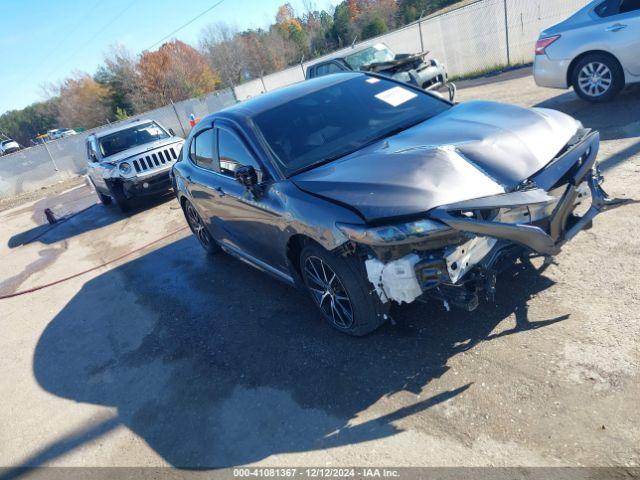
[220,242,296,286]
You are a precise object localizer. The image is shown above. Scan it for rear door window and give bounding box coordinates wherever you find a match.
[620,0,640,13]
[596,0,640,16]
[596,0,618,16]
[316,62,344,76]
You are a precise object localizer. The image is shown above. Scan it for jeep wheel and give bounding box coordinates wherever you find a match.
[300,243,389,336]
[96,190,112,206]
[109,186,132,213]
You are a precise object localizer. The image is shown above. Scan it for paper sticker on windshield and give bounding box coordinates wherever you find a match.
[373,43,386,50]
[366,78,380,84]
[374,86,417,107]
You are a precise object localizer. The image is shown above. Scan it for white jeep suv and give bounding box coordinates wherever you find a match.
[86,119,184,211]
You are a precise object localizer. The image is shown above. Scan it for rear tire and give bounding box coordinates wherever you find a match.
[183,200,220,255]
[300,243,389,336]
[572,53,624,103]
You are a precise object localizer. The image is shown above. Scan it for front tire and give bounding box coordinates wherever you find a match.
[572,53,624,103]
[300,243,389,336]
[96,190,112,205]
[107,183,132,212]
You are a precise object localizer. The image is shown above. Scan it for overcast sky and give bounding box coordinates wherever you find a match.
[0,0,340,114]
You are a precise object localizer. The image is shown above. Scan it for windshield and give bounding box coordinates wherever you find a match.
[98,121,169,158]
[345,44,396,70]
[253,75,449,176]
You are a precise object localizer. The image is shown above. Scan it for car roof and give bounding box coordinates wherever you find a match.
[210,72,365,124]
[93,119,155,139]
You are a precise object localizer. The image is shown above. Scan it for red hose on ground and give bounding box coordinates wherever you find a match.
[0,226,189,300]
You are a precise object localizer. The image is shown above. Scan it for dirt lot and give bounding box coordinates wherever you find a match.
[1,69,638,469]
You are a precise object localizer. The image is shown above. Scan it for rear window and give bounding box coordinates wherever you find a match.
[253,75,449,176]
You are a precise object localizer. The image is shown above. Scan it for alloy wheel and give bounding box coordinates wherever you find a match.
[304,256,354,330]
[577,62,612,97]
[186,203,212,249]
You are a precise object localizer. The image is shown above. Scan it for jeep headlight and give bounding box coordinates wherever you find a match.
[119,162,132,175]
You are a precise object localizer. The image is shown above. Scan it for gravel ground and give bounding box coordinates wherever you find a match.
[0,69,638,470]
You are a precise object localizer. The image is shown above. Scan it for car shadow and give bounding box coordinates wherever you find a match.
[7,190,176,249]
[534,83,640,141]
[22,235,568,469]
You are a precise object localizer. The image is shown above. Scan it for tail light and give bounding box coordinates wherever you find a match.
[535,35,561,55]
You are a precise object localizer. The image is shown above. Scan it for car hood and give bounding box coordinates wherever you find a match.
[292,101,579,222]
[101,138,183,164]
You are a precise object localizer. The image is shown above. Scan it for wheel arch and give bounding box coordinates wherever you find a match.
[285,234,317,287]
[178,193,189,209]
[567,50,625,87]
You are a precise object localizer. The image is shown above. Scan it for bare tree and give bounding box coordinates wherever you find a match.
[200,23,247,87]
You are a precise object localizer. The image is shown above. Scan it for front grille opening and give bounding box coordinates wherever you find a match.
[450,209,498,221]
[130,146,178,174]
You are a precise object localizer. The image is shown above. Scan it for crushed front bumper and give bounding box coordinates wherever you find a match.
[430,130,626,256]
[364,129,630,307]
[123,172,172,198]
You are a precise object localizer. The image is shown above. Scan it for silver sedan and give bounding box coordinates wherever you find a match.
[533,0,640,102]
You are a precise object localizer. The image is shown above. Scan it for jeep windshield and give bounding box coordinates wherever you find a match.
[345,44,396,70]
[98,121,169,158]
[253,75,449,176]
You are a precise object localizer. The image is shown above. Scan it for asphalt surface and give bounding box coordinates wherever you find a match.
[1,69,639,469]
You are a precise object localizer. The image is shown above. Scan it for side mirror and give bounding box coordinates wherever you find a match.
[234,165,260,196]
[168,128,176,136]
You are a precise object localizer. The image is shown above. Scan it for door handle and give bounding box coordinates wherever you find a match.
[214,186,226,196]
[185,175,192,181]
[606,23,627,32]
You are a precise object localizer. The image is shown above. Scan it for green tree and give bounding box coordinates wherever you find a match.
[0,99,59,146]
[361,16,388,39]
[94,45,140,117]
[397,0,461,24]
[114,107,129,121]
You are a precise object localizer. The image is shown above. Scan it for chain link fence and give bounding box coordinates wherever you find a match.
[234,0,591,99]
[1,0,591,199]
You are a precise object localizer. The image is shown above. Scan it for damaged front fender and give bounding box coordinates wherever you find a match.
[430,130,629,256]
[359,129,632,309]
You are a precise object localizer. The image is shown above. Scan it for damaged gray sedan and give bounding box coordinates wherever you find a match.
[172,72,624,336]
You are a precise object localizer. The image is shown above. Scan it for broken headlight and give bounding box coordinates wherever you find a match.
[336,218,451,246]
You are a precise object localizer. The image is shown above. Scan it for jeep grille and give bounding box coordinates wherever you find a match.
[132,146,179,173]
